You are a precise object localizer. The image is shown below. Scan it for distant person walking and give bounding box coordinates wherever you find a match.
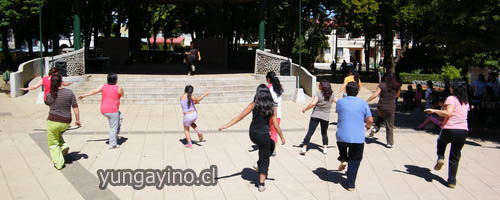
[21,68,72,101]
[300,80,337,155]
[219,84,285,192]
[181,85,209,148]
[336,82,373,191]
[367,73,401,148]
[185,41,201,76]
[424,79,470,189]
[425,80,434,109]
[45,74,80,169]
[79,73,124,149]
[266,72,283,156]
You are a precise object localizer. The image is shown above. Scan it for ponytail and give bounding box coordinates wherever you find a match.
[184,85,194,108]
[50,74,62,100]
[266,71,283,97]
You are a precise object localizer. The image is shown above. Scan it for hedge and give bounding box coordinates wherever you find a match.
[399,72,443,84]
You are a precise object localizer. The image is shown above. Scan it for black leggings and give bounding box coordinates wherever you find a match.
[437,129,467,184]
[250,132,275,176]
[302,117,329,146]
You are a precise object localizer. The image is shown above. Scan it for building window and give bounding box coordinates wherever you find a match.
[324,48,330,54]
[337,49,343,57]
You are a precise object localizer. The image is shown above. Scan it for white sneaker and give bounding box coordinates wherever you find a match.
[386,144,393,148]
[258,185,266,192]
[300,146,307,155]
[369,127,377,137]
[191,65,195,72]
[323,146,328,154]
[109,144,120,149]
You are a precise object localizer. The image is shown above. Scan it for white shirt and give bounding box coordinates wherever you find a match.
[269,85,282,119]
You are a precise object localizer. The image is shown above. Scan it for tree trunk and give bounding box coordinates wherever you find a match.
[1,29,12,71]
[28,38,34,57]
[364,36,371,74]
[383,26,394,73]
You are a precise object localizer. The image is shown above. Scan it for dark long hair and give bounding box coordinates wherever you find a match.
[184,85,194,108]
[348,68,359,83]
[383,73,401,93]
[50,74,62,99]
[253,84,275,117]
[48,68,59,76]
[451,79,469,105]
[319,80,333,101]
[266,71,283,97]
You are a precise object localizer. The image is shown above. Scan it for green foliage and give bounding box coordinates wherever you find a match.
[440,63,462,80]
[400,72,443,84]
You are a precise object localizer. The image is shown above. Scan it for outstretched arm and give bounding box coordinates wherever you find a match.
[337,82,347,95]
[62,81,73,86]
[219,102,254,131]
[366,87,381,102]
[20,80,43,91]
[79,84,104,99]
[302,96,318,113]
[193,92,210,104]
[425,104,454,118]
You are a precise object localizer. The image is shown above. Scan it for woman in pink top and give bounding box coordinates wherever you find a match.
[21,68,72,101]
[425,79,470,189]
[79,73,124,149]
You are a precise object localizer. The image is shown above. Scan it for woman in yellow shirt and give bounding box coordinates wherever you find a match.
[339,69,362,96]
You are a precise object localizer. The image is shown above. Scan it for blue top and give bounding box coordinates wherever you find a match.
[336,96,372,144]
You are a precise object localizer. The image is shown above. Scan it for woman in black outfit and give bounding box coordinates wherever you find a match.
[219,84,285,192]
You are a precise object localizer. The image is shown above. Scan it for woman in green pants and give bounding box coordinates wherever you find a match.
[45,74,81,170]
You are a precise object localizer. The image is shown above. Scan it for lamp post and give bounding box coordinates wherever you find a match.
[39,1,44,91]
[297,0,301,88]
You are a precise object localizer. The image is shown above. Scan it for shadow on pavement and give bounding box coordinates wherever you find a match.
[312,167,348,189]
[365,137,387,147]
[393,165,447,186]
[64,151,89,164]
[216,168,274,187]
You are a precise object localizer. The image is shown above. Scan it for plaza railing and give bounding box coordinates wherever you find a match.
[254,49,317,97]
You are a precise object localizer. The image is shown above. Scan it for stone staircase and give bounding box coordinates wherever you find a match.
[74,74,295,104]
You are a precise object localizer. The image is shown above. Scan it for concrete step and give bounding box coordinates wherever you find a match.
[75,90,257,99]
[78,81,261,88]
[86,76,259,82]
[77,94,294,104]
[77,96,256,104]
[74,85,259,93]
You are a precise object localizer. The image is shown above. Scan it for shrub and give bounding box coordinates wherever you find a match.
[400,72,443,84]
[441,63,462,80]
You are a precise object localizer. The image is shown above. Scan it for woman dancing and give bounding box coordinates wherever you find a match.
[301,80,336,155]
[425,79,470,189]
[219,84,285,192]
[44,74,80,169]
[181,85,209,148]
[266,71,283,156]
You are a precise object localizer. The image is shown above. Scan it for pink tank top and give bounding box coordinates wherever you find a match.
[42,76,51,101]
[101,84,120,114]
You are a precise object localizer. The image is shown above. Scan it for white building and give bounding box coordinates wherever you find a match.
[320,30,402,68]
